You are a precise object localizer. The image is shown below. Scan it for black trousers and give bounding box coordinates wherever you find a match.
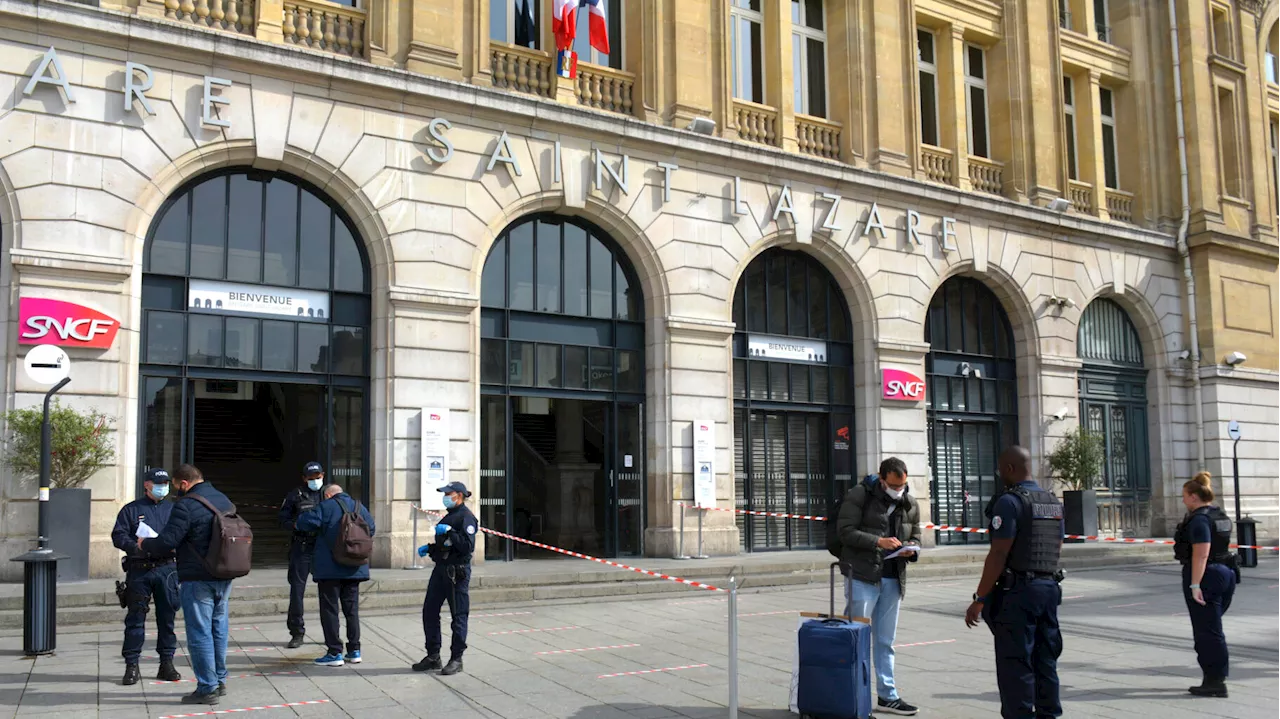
[1183,563,1235,679]
[317,579,361,655]
[286,540,314,635]
[983,578,1063,719]
[121,563,179,664]
[423,564,470,660]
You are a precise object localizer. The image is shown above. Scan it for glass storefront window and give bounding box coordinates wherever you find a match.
[227,174,263,283]
[509,342,533,386]
[331,325,365,375]
[262,320,296,372]
[535,344,561,388]
[146,311,185,364]
[297,323,329,373]
[188,315,222,367]
[225,317,259,369]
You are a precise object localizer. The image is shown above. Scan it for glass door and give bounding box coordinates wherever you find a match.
[613,402,644,557]
[929,418,999,544]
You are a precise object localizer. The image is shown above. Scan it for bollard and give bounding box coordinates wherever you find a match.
[674,503,690,560]
[727,576,738,719]
[693,508,708,560]
[1237,516,1258,569]
[404,505,422,570]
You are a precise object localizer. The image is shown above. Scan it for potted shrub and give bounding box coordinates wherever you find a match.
[1046,426,1105,543]
[3,401,115,581]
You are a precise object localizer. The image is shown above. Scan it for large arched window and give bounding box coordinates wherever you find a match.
[140,170,372,564]
[731,248,855,551]
[1078,297,1150,536]
[478,215,645,561]
[924,276,1018,544]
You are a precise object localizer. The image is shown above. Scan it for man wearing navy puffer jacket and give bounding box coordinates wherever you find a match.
[296,484,375,667]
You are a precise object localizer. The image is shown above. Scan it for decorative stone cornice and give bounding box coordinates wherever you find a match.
[9,248,132,280]
[1238,0,1265,18]
[388,286,477,314]
[665,316,736,340]
[873,339,932,361]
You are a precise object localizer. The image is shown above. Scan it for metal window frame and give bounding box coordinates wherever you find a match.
[791,0,828,118]
[730,1,766,103]
[571,0,625,69]
[1099,86,1120,190]
[963,43,990,158]
[1063,75,1079,181]
[916,28,941,147]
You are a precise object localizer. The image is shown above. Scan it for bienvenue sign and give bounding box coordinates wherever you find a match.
[188,279,330,320]
[20,45,965,252]
[747,334,828,364]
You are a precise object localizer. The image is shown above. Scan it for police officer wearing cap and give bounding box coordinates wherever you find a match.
[278,461,326,648]
[111,468,182,686]
[1174,471,1238,698]
[964,446,1065,719]
[412,481,478,676]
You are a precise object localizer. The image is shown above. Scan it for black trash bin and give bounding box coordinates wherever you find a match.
[10,549,65,656]
[1236,516,1258,569]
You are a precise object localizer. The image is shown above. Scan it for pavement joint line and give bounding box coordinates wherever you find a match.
[142,647,275,659]
[732,611,797,618]
[150,670,300,685]
[895,639,957,648]
[597,663,710,679]
[1063,595,1086,600]
[534,643,641,656]
[156,699,330,719]
[1107,602,1148,608]
[486,625,581,636]
[470,612,535,618]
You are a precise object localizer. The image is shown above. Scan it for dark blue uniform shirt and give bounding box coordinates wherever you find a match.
[988,481,1038,539]
[112,495,176,560]
[432,504,478,566]
[1186,512,1213,544]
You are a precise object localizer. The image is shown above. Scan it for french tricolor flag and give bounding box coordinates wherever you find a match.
[583,0,610,55]
[552,0,578,50]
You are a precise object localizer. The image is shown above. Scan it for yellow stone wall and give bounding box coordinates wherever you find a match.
[100,0,1279,369]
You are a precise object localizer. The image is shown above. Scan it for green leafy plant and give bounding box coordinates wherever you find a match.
[3,401,116,489]
[1046,426,1105,492]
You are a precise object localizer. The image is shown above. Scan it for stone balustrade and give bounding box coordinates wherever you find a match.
[920,144,953,185]
[282,1,365,58]
[158,0,255,35]
[1069,180,1095,214]
[733,100,779,146]
[575,64,635,116]
[796,115,841,160]
[491,43,554,99]
[1106,188,1134,222]
[967,156,1004,195]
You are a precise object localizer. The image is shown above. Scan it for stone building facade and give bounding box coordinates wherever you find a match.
[0,0,1276,578]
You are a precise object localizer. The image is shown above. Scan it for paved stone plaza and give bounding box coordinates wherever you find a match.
[0,559,1275,719]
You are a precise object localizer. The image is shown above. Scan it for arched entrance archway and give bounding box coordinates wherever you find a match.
[1078,297,1150,536]
[925,276,1018,544]
[140,169,372,566]
[731,248,855,551]
[479,214,645,560]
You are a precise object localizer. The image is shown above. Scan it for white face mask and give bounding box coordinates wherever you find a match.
[885,486,906,501]
[307,479,323,491]
[151,484,169,499]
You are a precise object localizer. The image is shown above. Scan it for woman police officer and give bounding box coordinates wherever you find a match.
[1173,471,1238,698]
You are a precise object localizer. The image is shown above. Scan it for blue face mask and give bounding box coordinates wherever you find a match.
[307,479,323,491]
[442,494,457,510]
[151,484,169,499]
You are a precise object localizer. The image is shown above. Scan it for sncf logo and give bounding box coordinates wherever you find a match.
[699,425,709,431]
[881,368,926,402]
[19,298,119,349]
[429,414,442,421]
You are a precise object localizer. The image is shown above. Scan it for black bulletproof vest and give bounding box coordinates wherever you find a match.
[1173,506,1233,564]
[1005,485,1064,574]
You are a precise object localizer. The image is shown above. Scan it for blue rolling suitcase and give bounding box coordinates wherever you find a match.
[796,563,873,719]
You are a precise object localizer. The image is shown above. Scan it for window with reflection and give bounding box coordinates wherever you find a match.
[142,170,370,378]
[480,215,644,396]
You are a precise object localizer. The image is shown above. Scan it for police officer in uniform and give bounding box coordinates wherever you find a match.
[110,468,182,686]
[412,481,478,676]
[1174,471,1237,698]
[965,446,1065,719]
[278,461,326,648]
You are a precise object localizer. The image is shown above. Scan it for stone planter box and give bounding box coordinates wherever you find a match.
[1062,489,1097,544]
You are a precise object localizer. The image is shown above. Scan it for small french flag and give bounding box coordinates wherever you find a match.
[582,0,610,55]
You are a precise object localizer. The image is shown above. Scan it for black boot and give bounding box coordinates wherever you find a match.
[412,654,442,672]
[1189,676,1228,698]
[217,682,226,697]
[286,633,305,649]
[441,657,464,676]
[156,658,181,682]
[122,663,141,686]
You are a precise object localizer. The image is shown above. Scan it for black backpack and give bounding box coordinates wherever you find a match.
[825,492,848,558]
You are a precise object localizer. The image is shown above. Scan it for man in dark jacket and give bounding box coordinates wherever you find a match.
[139,464,234,707]
[111,467,181,686]
[278,462,326,648]
[836,457,922,716]
[296,484,375,668]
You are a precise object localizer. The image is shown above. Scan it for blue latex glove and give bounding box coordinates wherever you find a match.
[435,524,450,536]
[417,544,430,557]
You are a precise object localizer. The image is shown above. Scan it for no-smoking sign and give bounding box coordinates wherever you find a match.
[23,345,71,386]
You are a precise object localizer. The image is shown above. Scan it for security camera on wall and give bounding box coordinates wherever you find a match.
[1051,406,1069,421]
[1224,351,1247,366]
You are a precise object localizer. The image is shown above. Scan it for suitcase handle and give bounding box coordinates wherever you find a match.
[829,562,839,618]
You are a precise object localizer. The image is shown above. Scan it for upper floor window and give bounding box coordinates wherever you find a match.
[1210,4,1234,60]
[791,0,827,118]
[572,0,623,69]
[917,29,940,147]
[491,0,539,49]
[1094,0,1111,43]
[1269,117,1277,203]
[1266,25,1277,85]
[1099,87,1119,189]
[1063,76,1079,181]
[965,44,990,158]
[731,0,765,104]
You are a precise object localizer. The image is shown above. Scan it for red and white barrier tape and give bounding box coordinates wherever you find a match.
[158,700,329,719]
[535,643,641,656]
[682,503,1280,551]
[151,670,299,685]
[411,504,725,592]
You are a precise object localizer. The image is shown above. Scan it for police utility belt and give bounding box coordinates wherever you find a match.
[121,556,174,572]
[1000,568,1066,585]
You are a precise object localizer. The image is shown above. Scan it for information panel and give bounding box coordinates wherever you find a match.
[420,408,451,510]
[693,419,716,509]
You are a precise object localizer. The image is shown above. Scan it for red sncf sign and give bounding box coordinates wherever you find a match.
[19,298,119,349]
[881,368,926,402]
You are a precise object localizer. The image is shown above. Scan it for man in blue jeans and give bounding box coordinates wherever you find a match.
[836,458,922,716]
[140,464,235,706]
